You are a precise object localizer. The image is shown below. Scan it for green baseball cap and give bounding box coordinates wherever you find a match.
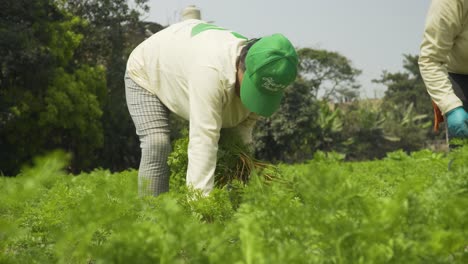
[240,34,298,117]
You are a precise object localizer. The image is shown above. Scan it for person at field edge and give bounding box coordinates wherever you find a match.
[419,0,468,142]
[124,19,298,196]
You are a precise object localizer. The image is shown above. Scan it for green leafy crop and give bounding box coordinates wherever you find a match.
[0,146,467,263]
[168,129,280,191]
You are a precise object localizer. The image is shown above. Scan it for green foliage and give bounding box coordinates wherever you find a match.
[62,0,158,172]
[168,129,279,192]
[297,48,361,102]
[1,146,467,263]
[254,79,319,162]
[381,102,432,151]
[0,0,162,174]
[314,101,345,151]
[254,48,362,163]
[338,100,389,160]
[337,99,434,160]
[375,55,432,116]
[168,131,189,191]
[254,53,441,163]
[0,152,232,263]
[1,0,441,176]
[373,54,439,151]
[326,54,440,160]
[40,65,107,170]
[0,0,109,174]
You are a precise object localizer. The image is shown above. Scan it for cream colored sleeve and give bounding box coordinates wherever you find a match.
[418,0,464,114]
[186,67,223,195]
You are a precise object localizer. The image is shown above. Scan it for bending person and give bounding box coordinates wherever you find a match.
[125,19,298,196]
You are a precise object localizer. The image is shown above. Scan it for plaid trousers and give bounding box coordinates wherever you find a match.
[125,73,171,196]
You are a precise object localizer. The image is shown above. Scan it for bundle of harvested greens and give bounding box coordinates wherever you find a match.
[168,129,279,190]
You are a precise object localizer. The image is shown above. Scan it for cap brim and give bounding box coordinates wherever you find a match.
[240,73,283,117]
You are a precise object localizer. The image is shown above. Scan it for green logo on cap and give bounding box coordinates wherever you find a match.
[262,77,287,92]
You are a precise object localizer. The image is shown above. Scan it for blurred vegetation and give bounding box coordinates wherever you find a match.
[1,0,443,175]
[1,2,462,262]
[0,146,466,263]
[254,53,442,163]
[0,0,158,174]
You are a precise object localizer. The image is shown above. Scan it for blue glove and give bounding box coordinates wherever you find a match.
[446,106,468,138]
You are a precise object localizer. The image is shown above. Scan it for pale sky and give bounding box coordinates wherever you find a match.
[143,0,431,98]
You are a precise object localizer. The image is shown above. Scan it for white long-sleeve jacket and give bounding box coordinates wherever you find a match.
[126,19,257,194]
[419,0,468,114]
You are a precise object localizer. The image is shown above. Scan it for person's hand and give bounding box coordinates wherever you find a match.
[446,106,468,138]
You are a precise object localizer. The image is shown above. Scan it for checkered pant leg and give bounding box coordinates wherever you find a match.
[125,73,171,196]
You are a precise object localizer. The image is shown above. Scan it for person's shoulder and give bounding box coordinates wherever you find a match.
[161,19,204,35]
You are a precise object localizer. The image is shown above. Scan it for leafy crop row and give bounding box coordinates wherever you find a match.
[0,147,467,263]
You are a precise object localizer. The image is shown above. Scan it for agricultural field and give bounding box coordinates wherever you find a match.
[0,147,467,263]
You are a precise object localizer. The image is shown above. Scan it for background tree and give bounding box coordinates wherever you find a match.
[1,2,443,174]
[0,0,158,175]
[313,101,345,152]
[253,48,361,163]
[253,78,319,163]
[0,0,106,174]
[375,54,432,116]
[337,54,438,160]
[297,48,361,102]
[373,54,438,152]
[339,100,390,160]
[62,0,160,171]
